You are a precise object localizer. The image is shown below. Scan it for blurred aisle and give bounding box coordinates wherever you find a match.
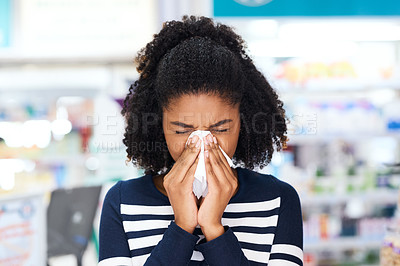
[0,0,400,265]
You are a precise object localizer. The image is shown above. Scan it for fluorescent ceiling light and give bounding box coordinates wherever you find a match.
[248,40,358,58]
[279,21,400,41]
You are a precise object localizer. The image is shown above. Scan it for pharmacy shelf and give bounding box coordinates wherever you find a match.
[304,237,383,251]
[287,132,400,144]
[300,189,399,206]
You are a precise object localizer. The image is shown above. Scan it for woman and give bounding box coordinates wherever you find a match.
[98,15,303,266]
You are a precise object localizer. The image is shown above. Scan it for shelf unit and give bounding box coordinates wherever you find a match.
[300,189,399,207]
[304,237,383,252]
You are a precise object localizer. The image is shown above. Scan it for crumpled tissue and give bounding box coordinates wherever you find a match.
[187,130,234,199]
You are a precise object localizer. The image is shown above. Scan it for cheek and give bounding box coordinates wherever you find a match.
[216,135,238,158]
[165,135,188,161]
[216,122,240,157]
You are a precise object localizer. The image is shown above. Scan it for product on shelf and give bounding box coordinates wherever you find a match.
[380,188,400,265]
[380,226,400,266]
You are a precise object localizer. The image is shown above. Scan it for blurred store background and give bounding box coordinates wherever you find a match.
[0,0,399,265]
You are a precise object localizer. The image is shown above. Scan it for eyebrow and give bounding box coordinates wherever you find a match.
[170,119,233,129]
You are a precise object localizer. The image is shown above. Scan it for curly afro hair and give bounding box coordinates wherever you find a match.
[121,15,288,176]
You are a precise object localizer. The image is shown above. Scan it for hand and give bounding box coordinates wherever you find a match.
[197,134,238,240]
[163,135,201,234]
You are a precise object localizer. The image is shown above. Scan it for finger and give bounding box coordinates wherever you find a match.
[207,149,230,188]
[212,151,237,190]
[211,136,231,171]
[204,139,230,191]
[185,134,196,148]
[204,135,227,168]
[169,135,201,183]
[204,152,218,189]
[207,136,238,193]
[208,135,237,185]
[182,155,200,186]
[205,135,230,183]
[206,148,237,198]
[211,138,237,186]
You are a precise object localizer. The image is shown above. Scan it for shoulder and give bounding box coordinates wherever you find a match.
[103,174,150,204]
[240,167,301,205]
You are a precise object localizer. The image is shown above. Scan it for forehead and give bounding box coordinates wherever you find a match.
[163,93,239,121]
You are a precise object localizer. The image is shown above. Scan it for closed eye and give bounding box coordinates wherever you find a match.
[175,129,228,134]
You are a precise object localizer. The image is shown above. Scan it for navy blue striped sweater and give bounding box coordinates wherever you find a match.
[98,167,303,265]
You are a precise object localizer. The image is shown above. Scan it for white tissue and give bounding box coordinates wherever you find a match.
[187,130,234,199]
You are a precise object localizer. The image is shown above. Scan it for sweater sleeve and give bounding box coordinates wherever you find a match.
[144,221,200,265]
[268,181,304,266]
[195,225,250,266]
[98,181,200,266]
[98,181,133,266]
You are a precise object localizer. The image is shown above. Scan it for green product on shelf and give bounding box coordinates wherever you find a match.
[361,167,376,191]
[347,165,356,176]
[314,184,324,194]
[316,167,326,177]
[347,183,355,193]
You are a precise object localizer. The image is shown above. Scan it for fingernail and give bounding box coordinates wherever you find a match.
[205,150,209,158]
[195,139,201,148]
[213,136,217,144]
[191,136,197,143]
